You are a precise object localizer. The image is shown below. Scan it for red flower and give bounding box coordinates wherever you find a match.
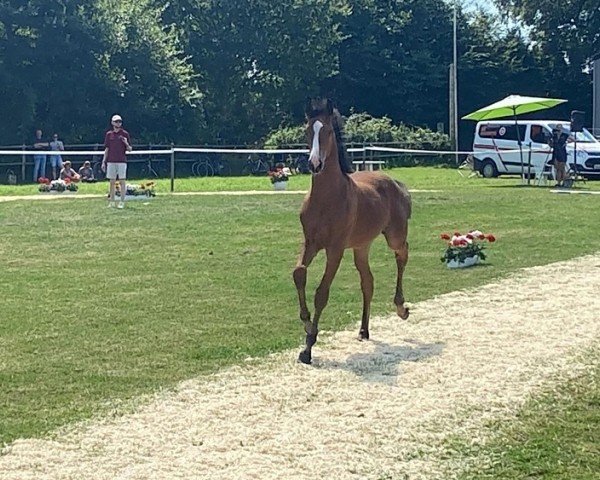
[440,233,451,240]
[64,177,71,184]
[453,231,461,237]
[466,234,474,240]
[478,234,485,240]
[486,234,496,243]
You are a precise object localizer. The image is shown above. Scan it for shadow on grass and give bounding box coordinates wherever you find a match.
[315,338,444,385]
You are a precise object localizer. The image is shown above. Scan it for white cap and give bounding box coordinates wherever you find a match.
[111,114,122,122]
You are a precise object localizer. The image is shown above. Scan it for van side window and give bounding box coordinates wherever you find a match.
[530,125,548,144]
[479,124,526,141]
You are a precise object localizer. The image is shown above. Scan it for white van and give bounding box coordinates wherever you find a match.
[472,120,600,179]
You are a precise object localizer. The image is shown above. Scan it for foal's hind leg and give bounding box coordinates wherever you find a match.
[384,232,410,320]
[353,246,374,340]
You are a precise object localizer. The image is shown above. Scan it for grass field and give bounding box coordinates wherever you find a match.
[1,168,599,477]
[454,349,600,479]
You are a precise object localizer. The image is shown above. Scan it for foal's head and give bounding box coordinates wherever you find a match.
[305,97,346,175]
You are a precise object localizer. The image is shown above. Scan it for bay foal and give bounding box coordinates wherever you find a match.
[293,98,411,364]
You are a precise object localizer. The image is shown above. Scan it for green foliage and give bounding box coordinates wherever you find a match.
[493,0,597,115]
[0,0,202,144]
[263,125,306,148]
[0,0,591,147]
[264,111,450,166]
[182,0,351,143]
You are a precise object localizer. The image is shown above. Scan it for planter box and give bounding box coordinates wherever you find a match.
[39,190,77,195]
[446,255,480,269]
[108,194,155,201]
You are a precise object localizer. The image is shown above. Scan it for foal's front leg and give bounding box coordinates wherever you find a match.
[298,247,344,364]
[293,241,317,339]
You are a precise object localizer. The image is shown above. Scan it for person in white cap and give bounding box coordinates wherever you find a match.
[102,114,132,208]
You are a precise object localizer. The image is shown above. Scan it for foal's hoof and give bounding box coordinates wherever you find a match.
[358,330,370,341]
[298,350,312,365]
[397,305,410,320]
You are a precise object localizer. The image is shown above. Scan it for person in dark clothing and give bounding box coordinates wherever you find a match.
[33,129,49,182]
[548,124,568,187]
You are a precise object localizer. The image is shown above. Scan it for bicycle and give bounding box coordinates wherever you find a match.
[242,154,271,176]
[140,156,167,178]
[191,156,214,177]
[290,154,310,174]
[211,156,232,176]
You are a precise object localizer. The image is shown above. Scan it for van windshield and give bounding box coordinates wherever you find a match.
[549,124,597,143]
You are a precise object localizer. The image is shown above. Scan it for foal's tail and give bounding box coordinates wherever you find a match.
[395,180,412,219]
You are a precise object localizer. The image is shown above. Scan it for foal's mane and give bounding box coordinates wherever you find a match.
[306,98,350,176]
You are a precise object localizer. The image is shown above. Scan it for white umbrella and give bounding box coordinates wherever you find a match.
[463,95,567,182]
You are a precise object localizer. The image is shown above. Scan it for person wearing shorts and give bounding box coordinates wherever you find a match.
[49,133,64,180]
[548,123,568,188]
[102,114,132,208]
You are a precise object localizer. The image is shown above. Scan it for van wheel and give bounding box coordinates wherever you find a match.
[481,160,498,178]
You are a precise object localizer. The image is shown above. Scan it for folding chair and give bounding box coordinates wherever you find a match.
[457,155,480,178]
[534,162,553,186]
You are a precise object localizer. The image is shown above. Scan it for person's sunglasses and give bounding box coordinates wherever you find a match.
[114,120,122,123]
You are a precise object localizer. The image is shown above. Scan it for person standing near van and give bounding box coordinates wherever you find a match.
[548,124,568,187]
[101,114,132,208]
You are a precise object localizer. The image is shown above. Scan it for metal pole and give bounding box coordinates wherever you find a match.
[449,64,454,154]
[453,1,459,166]
[170,143,175,192]
[527,142,532,185]
[21,144,26,182]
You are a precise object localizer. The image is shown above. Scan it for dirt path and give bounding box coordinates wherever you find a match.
[1,255,599,480]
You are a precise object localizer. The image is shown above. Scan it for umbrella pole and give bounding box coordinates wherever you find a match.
[514,111,525,184]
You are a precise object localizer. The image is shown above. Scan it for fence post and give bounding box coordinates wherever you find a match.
[170,143,175,192]
[362,142,366,170]
[21,144,26,183]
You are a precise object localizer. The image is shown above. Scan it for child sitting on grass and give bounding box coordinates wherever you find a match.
[78,160,96,183]
[59,161,81,182]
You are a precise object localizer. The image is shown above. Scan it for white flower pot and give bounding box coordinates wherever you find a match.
[273,181,288,191]
[446,255,480,269]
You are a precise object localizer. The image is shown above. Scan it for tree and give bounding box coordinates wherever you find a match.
[0,0,202,145]
[322,0,455,128]
[493,0,598,114]
[179,0,350,143]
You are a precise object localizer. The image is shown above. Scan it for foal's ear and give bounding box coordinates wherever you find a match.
[326,98,334,115]
[304,97,313,118]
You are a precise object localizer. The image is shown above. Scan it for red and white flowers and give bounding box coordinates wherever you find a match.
[440,230,496,265]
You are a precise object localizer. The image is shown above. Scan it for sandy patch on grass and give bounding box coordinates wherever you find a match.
[1,255,599,479]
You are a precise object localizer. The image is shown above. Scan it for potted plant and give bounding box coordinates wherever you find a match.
[38,177,78,193]
[440,230,496,268]
[113,181,156,199]
[268,163,291,190]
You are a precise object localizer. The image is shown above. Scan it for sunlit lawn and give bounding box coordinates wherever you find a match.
[1,167,598,475]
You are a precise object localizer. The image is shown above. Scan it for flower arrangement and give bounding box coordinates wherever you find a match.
[115,181,156,197]
[268,165,291,184]
[38,177,78,192]
[440,230,496,266]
